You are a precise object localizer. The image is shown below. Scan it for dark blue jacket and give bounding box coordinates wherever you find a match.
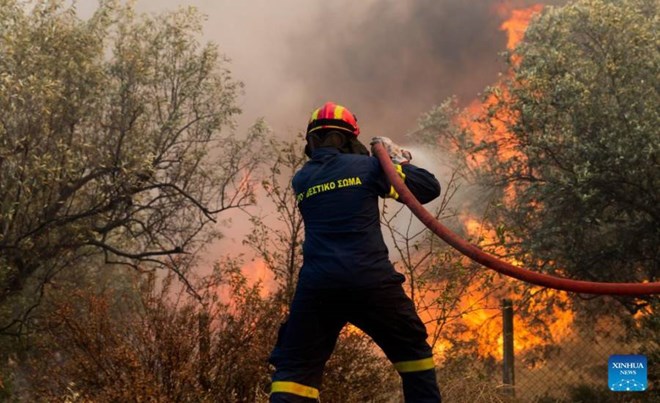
[293,147,441,289]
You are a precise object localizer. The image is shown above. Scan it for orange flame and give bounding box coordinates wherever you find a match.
[455,219,573,360]
[456,4,544,200]
[497,3,544,51]
[242,258,276,297]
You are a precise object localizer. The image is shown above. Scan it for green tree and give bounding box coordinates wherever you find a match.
[421,0,658,310]
[0,0,265,334]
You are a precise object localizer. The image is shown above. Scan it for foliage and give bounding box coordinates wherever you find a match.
[322,328,399,402]
[435,350,509,403]
[0,3,399,397]
[420,0,658,310]
[0,0,266,335]
[412,2,658,398]
[6,0,656,399]
[243,134,306,304]
[499,0,659,291]
[21,261,279,402]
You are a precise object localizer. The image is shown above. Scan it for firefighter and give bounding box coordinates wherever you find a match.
[269,102,442,402]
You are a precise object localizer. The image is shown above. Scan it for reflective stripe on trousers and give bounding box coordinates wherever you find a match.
[271,381,320,399]
[394,356,435,373]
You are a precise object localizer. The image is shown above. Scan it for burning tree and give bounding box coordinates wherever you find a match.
[413,0,658,399]
[420,0,658,310]
[383,1,570,363]
[485,0,658,303]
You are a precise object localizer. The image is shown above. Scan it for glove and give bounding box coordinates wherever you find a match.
[370,136,412,164]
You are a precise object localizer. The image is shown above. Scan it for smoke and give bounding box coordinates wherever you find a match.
[74,0,560,139]
[278,0,565,140]
[283,0,504,139]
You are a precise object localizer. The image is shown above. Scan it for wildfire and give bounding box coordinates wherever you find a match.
[456,3,543,202]
[242,258,276,297]
[456,2,545,186]
[497,3,544,52]
[424,3,578,363]
[461,216,524,267]
[427,214,575,361]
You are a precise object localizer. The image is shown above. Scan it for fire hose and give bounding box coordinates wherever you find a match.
[373,143,660,296]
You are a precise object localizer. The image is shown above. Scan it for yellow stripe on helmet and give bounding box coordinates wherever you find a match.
[333,105,345,120]
[271,381,320,399]
[310,108,320,122]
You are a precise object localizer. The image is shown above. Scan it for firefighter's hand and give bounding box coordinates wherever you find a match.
[370,136,412,164]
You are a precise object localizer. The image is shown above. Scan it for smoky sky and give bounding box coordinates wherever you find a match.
[280,0,559,141]
[74,0,563,141]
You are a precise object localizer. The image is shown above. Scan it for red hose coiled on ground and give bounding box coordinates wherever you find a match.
[373,143,660,296]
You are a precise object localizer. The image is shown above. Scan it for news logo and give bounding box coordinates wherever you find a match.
[608,355,647,392]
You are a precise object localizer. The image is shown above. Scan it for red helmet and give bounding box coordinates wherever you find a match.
[306,101,360,136]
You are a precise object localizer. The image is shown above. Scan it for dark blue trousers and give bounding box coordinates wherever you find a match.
[269,284,442,402]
